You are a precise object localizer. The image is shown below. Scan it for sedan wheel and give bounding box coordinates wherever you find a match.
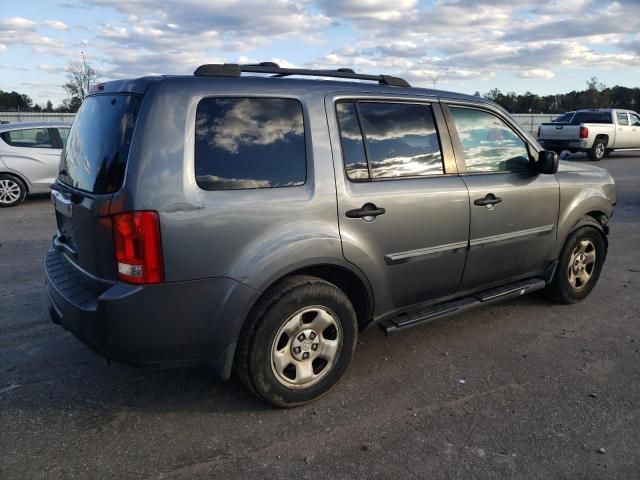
[0,175,26,207]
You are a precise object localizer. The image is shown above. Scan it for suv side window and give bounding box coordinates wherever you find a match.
[630,113,640,126]
[336,103,369,180]
[617,112,629,125]
[195,97,306,190]
[336,101,444,180]
[1,128,54,148]
[449,107,530,173]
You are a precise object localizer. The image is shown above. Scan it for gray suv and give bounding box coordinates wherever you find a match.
[46,63,616,407]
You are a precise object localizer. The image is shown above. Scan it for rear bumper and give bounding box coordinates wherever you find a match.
[539,139,590,151]
[45,248,256,378]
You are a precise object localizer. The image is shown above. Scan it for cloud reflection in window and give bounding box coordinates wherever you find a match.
[450,107,530,172]
[195,98,306,190]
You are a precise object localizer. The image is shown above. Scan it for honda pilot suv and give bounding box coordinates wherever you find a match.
[46,63,616,407]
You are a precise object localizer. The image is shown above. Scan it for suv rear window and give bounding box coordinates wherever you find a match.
[58,94,141,194]
[195,97,306,190]
[571,112,611,124]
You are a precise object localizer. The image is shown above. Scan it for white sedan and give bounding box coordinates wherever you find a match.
[0,121,71,207]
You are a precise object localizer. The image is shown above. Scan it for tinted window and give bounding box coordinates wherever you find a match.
[571,112,611,124]
[553,112,574,123]
[336,103,369,180]
[1,128,53,148]
[630,113,640,127]
[195,98,306,190]
[450,107,530,173]
[58,127,70,147]
[357,102,443,178]
[59,94,141,193]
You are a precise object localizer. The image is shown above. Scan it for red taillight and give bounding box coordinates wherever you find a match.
[537,126,541,138]
[113,211,164,284]
[579,126,589,139]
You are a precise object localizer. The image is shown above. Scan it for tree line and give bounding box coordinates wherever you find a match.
[477,78,640,114]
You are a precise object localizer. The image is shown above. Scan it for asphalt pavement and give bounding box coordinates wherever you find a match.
[1,153,639,479]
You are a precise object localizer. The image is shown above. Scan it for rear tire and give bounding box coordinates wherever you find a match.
[236,275,358,408]
[544,226,606,304]
[0,174,27,207]
[588,139,606,161]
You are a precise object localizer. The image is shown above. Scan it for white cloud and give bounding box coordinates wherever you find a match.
[316,0,417,22]
[43,20,68,30]
[0,17,37,29]
[516,69,555,79]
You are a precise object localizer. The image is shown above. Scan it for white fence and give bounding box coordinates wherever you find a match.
[510,114,557,135]
[0,111,556,135]
[0,112,76,123]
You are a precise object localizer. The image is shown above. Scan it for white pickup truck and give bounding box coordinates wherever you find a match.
[537,108,640,161]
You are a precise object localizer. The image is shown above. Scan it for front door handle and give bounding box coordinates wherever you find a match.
[346,203,386,220]
[474,193,502,207]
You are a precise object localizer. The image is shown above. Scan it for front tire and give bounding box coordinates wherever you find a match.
[0,174,27,207]
[236,275,358,408]
[588,139,606,161]
[544,226,606,304]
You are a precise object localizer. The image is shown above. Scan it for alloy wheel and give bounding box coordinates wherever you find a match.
[270,306,342,389]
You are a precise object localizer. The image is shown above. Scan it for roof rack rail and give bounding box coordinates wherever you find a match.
[193,62,411,87]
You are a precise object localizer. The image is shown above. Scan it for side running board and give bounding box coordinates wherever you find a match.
[379,278,546,335]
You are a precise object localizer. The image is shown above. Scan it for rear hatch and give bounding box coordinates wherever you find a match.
[52,93,141,280]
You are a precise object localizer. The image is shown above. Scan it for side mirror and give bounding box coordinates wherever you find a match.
[537,150,559,174]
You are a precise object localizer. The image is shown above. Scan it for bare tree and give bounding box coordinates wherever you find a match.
[62,52,99,112]
[429,68,449,88]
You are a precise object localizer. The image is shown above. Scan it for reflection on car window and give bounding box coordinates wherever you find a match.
[616,112,629,125]
[358,102,443,179]
[629,113,640,126]
[1,128,53,148]
[553,112,574,123]
[450,107,530,173]
[336,103,369,180]
[58,128,70,147]
[195,98,306,190]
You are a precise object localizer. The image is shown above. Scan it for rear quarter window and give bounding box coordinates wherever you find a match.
[1,128,54,148]
[194,97,306,190]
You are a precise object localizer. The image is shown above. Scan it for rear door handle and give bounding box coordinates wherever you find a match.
[346,203,386,220]
[474,193,502,207]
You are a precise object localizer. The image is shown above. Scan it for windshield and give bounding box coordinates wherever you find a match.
[58,94,141,193]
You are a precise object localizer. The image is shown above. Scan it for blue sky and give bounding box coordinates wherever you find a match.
[1,0,639,106]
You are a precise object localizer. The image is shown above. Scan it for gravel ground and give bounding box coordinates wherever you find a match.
[1,153,639,479]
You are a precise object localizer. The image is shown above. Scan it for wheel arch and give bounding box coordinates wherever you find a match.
[594,134,609,147]
[566,211,609,250]
[0,170,30,193]
[245,261,375,331]
[217,260,375,380]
